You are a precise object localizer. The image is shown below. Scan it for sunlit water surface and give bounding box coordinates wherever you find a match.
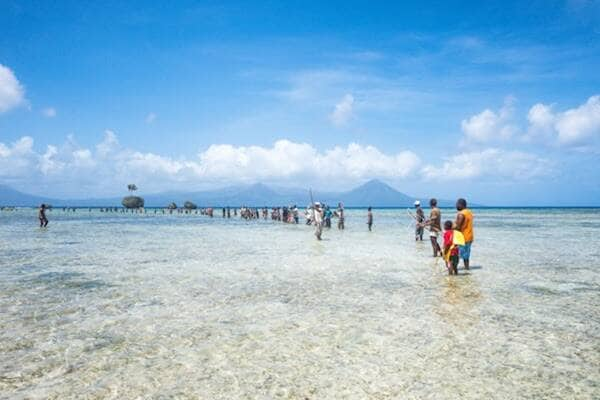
[1,208,599,399]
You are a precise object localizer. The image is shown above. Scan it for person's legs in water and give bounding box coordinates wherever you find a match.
[416,226,424,241]
[450,254,459,275]
[460,242,471,270]
[430,233,441,257]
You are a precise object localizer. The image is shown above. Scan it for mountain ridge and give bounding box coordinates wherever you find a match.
[0,180,466,207]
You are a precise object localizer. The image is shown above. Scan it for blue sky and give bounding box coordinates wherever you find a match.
[0,0,599,205]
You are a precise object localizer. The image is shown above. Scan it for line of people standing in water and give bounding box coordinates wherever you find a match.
[31,198,474,275]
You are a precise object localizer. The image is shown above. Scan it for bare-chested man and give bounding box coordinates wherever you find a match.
[423,198,441,256]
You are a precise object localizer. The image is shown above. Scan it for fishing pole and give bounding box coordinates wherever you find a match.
[406,208,430,231]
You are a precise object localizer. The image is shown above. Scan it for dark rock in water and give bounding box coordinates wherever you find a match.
[167,202,177,210]
[122,196,144,209]
[184,201,197,210]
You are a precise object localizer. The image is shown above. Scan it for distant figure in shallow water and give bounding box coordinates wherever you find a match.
[314,203,324,240]
[336,203,345,230]
[38,204,49,227]
[414,201,424,241]
[367,207,373,231]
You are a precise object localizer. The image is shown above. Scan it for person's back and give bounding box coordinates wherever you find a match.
[459,208,474,242]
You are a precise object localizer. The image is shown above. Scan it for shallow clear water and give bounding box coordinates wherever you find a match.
[1,208,599,399]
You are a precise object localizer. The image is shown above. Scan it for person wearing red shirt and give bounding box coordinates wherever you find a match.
[443,220,459,275]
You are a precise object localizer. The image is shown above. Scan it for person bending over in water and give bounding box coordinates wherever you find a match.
[443,220,459,275]
[38,204,49,227]
[454,198,474,270]
[367,206,373,231]
[423,198,442,257]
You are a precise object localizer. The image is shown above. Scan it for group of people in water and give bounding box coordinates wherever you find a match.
[412,198,474,275]
[306,197,474,275]
[31,197,473,276]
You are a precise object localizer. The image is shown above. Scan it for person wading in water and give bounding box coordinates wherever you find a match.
[423,198,442,256]
[454,198,474,270]
[314,203,324,240]
[414,201,425,241]
[38,204,49,227]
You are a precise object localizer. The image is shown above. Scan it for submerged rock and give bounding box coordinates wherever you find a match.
[122,196,144,209]
[167,202,177,210]
[184,201,197,210]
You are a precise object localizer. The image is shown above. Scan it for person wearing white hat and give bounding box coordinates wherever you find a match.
[414,200,425,241]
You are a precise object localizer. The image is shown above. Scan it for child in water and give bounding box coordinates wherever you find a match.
[367,207,373,231]
[443,220,459,275]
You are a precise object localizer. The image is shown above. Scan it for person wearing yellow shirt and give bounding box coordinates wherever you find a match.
[454,198,474,270]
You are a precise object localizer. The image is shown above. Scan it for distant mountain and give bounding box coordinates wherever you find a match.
[0,180,470,207]
[0,185,56,206]
[335,179,415,207]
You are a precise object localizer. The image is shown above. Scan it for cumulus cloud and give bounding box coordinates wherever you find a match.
[330,94,354,126]
[525,103,555,141]
[421,148,550,181]
[0,133,421,196]
[198,140,420,181]
[555,96,600,145]
[0,136,36,180]
[526,95,600,147]
[0,64,25,113]
[461,97,517,143]
[96,130,119,157]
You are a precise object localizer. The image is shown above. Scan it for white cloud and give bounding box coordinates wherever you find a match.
[198,140,420,182]
[555,95,600,145]
[0,134,421,195]
[461,98,517,143]
[145,112,156,124]
[0,136,36,179]
[0,64,25,113]
[526,95,600,147]
[421,148,550,181]
[525,103,555,141]
[96,130,119,157]
[42,107,57,118]
[39,145,63,175]
[330,94,354,126]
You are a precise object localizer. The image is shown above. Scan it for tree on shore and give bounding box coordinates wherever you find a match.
[127,184,138,193]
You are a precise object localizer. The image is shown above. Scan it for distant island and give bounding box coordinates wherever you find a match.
[0,179,471,208]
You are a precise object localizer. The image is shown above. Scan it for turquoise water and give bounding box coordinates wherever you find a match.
[1,208,599,399]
